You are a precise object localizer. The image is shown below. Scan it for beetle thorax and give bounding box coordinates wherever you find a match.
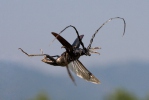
[56,52,70,66]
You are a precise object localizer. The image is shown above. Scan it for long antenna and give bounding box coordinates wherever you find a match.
[87,17,126,50]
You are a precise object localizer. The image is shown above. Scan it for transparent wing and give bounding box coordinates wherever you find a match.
[68,60,100,84]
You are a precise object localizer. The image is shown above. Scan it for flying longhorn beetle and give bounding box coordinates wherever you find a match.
[19,17,126,85]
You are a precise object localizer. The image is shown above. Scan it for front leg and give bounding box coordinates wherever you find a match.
[19,48,59,66]
[19,48,46,57]
[19,48,58,61]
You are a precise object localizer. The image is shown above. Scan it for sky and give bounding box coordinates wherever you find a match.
[0,0,149,74]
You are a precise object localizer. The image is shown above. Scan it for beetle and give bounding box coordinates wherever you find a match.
[19,17,126,85]
[19,33,100,85]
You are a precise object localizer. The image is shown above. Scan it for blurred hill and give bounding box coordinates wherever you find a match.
[0,60,149,100]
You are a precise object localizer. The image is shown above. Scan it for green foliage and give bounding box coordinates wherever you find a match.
[28,92,51,100]
[145,94,149,100]
[105,89,138,100]
[29,89,149,100]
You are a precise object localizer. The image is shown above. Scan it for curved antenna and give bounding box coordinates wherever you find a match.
[87,17,126,50]
[49,25,86,50]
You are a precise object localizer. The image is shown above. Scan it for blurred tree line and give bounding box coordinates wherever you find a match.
[105,89,136,100]
[104,89,149,100]
[29,89,149,100]
[28,92,51,100]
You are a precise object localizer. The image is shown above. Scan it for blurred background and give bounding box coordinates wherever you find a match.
[0,0,149,100]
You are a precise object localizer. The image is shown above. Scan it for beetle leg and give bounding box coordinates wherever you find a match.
[66,65,76,86]
[19,48,46,57]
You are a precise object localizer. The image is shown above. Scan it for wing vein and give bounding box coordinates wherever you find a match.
[68,60,100,84]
